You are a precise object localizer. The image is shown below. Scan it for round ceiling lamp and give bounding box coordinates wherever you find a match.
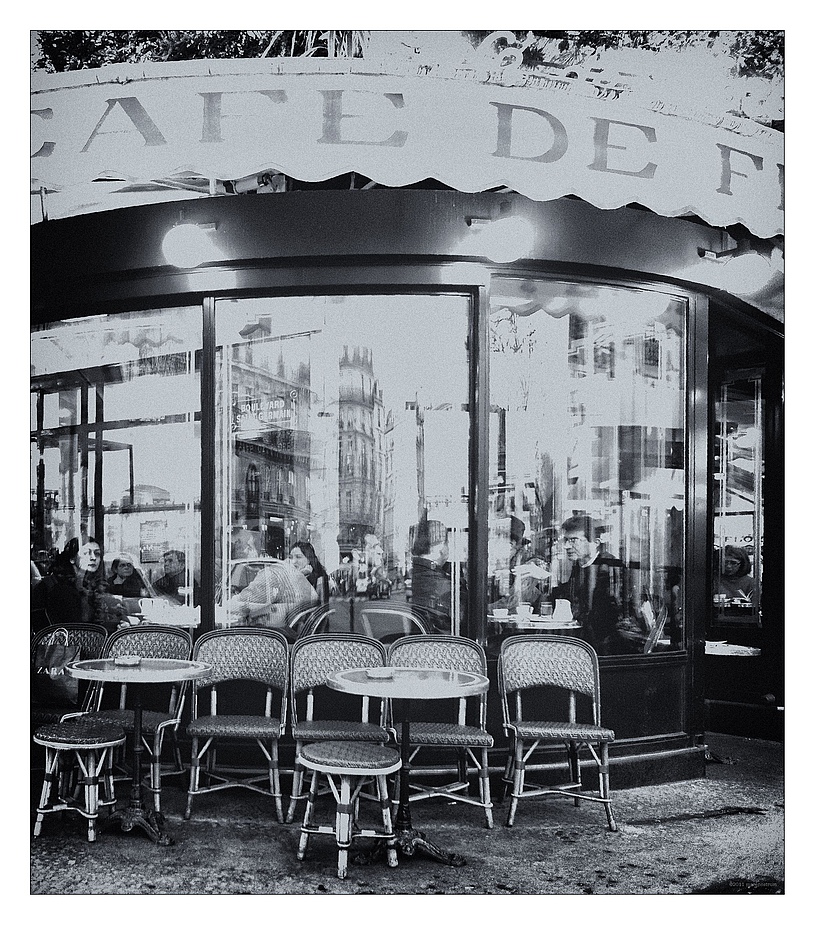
[162,223,223,269]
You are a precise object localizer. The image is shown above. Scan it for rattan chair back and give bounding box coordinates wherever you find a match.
[499,634,601,726]
[190,627,289,720]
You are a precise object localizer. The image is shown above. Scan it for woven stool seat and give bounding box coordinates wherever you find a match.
[187,715,282,738]
[513,720,615,743]
[301,741,401,773]
[34,720,126,748]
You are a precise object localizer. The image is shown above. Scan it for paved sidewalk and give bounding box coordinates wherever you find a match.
[30,733,783,896]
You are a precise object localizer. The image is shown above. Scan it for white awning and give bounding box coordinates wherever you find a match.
[31,60,784,238]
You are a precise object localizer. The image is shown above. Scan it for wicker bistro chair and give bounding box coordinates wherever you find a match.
[498,635,617,831]
[387,635,494,828]
[31,624,108,727]
[297,740,401,880]
[185,628,289,823]
[33,717,126,843]
[285,634,391,824]
[88,626,193,815]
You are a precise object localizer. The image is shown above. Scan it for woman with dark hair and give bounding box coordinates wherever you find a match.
[288,541,330,603]
[717,545,754,599]
[31,537,108,626]
[109,553,149,598]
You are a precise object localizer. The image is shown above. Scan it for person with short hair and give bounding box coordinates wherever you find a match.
[554,515,624,655]
[153,549,199,606]
[411,515,453,632]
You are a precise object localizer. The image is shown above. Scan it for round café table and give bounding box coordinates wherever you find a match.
[68,657,212,845]
[328,666,489,867]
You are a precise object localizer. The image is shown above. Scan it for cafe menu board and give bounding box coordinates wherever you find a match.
[140,521,168,564]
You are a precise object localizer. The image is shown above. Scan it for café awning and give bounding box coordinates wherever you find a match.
[31,59,784,238]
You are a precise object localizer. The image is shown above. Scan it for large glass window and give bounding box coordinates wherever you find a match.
[214,295,471,636]
[31,308,202,628]
[486,279,686,655]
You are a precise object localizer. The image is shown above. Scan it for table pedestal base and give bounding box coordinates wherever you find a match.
[105,805,172,846]
[392,827,466,867]
[352,827,466,869]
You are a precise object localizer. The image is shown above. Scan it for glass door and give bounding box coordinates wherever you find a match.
[712,373,764,628]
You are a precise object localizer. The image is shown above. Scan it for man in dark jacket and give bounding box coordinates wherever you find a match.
[553,514,624,655]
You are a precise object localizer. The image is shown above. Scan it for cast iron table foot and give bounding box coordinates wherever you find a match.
[105,806,173,846]
[393,827,466,867]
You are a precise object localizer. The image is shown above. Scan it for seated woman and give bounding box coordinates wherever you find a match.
[716,545,755,600]
[288,541,330,603]
[31,537,108,628]
[109,554,149,598]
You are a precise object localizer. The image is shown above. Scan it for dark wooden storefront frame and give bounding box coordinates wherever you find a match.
[31,189,782,781]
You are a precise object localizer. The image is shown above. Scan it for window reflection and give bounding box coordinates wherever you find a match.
[215,295,470,635]
[487,279,686,654]
[30,308,202,629]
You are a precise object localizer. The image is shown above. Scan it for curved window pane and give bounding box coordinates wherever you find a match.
[487,279,686,655]
[30,308,202,628]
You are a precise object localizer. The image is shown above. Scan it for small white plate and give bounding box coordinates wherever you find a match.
[114,655,141,667]
[366,667,394,679]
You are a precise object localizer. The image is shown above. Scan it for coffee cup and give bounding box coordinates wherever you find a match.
[492,608,509,619]
[516,603,532,618]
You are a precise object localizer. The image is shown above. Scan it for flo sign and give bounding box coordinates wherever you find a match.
[31,62,784,237]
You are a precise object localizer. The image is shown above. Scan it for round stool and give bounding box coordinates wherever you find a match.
[296,741,402,879]
[33,718,126,842]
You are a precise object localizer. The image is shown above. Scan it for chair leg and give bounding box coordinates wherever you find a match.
[34,747,58,837]
[185,736,201,820]
[335,775,353,879]
[506,738,524,827]
[297,769,320,861]
[376,773,398,868]
[100,745,118,807]
[171,727,184,772]
[479,748,494,829]
[567,743,582,807]
[80,751,100,843]
[502,739,515,801]
[599,742,617,832]
[457,749,468,788]
[287,742,304,823]
[267,739,284,824]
